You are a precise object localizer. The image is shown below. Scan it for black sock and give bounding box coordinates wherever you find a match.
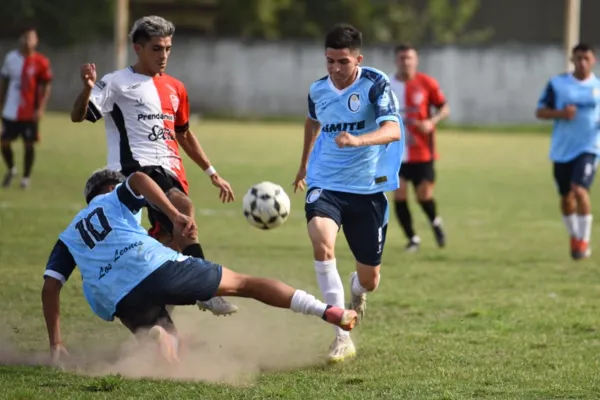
[182,243,205,259]
[395,200,415,239]
[419,199,438,224]
[1,145,14,170]
[24,145,35,178]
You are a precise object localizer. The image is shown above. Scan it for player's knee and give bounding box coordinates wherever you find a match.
[24,141,35,150]
[216,267,250,297]
[167,189,194,216]
[394,188,407,201]
[356,264,380,292]
[312,241,335,261]
[571,184,588,200]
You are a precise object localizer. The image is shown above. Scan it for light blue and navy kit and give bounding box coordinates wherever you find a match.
[537,73,600,195]
[305,66,404,266]
[43,177,222,332]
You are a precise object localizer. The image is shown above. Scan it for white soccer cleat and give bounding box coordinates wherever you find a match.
[349,272,367,326]
[196,297,239,316]
[327,335,356,364]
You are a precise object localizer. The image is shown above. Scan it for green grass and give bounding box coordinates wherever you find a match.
[1,112,600,399]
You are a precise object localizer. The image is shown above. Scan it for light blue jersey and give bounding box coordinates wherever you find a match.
[306,66,404,195]
[537,73,600,162]
[44,178,185,321]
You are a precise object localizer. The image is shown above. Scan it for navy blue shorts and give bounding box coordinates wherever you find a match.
[305,187,389,266]
[114,257,222,333]
[553,152,600,196]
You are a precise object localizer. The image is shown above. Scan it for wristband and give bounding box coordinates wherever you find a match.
[204,166,217,176]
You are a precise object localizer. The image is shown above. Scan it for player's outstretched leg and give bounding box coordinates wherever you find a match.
[572,183,593,259]
[216,267,358,332]
[394,181,420,252]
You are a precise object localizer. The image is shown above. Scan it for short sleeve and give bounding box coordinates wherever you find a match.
[116,178,146,213]
[537,81,556,109]
[427,78,446,108]
[368,77,400,125]
[44,240,76,285]
[175,86,190,133]
[85,74,115,122]
[307,93,317,120]
[38,57,53,82]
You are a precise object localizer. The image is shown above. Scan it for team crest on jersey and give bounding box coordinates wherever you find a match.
[170,94,179,112]
[306,188,322,204]
[348,93,361,113]
[412,91,424,105]
[27,66,36,77]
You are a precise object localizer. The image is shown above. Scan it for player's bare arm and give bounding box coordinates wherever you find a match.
[175,129,235,203]
[70,63,96,122]
[293,117,320,193]
[128,172,197,238]
[36,81,52,121]
[0,76,8,112]
[335,121,401,148]
[536,105,576,121]
[42,276,68,362]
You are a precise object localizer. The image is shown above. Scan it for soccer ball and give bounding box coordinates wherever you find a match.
[242,182,291,230]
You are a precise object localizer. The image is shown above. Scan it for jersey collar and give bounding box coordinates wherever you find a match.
[327,67,362,95]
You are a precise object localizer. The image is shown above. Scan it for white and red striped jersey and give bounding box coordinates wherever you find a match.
[86,67,190,193]
[1,49,52,121]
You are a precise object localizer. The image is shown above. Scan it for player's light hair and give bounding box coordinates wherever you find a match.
[84,169,125,204]
[129,16,175,45]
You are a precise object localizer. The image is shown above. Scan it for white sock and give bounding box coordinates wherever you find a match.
[290,290,327,317]
[577,214,593,243]
[314,259,348,337]
[562,214,578,238]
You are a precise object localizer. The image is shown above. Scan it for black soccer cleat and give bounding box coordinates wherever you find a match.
[405,237,420,253]
[433,224,446,248]
[2,168,17,188]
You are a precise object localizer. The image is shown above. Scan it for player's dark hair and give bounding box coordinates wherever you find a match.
[572,43,594,54]
[395,43,417,54]
[129,16,175,45]
[84,169,126,204]
[21,26,37,34]
[325,24,362,50]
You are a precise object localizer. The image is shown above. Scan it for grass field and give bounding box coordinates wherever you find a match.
[1,113,600,399]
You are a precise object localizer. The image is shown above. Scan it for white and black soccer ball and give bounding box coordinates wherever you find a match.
[242,182,291,230]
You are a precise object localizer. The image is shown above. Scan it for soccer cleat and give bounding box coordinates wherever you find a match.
[20,177,30,189]
[405,236,420,252]
[2,167,17,188]
[432,217,446,248]
[326,335,356,364]
[348,272,367,326]
[322,306,358,331]
[572,238,591,260]
[148,325,180,364]
[196,297,239,316]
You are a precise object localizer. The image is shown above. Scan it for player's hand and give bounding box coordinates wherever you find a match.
[292,167,307,193]
[50,343,69,365]
[563,105,576,120]
[80,63,97,89]
[34,108,45,122]
[413,119,435,134]
[210,174,235,203]
[172,213,197,238]
[335,131,361,148]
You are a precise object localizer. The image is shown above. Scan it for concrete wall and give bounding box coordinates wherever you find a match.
[0,39,589,125]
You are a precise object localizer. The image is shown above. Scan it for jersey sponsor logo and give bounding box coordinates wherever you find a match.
[134,98,144,107]
[99,263,112,280]
[321,120,366,134]
[148,125,176,141]
[137,113,175,122]
[306,188,322,204]
[127,83,141,90]
[412,91,424,105]
[348,93,361,112]
[113,241,143,263]
[96,80,107,90]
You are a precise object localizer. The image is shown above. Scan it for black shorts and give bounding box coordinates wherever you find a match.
[553,152,600,196]
[399,161,435,186]
[305,187,389,266]
[1,119,39,142]
[123,165,186,238]
[114,257,222,334]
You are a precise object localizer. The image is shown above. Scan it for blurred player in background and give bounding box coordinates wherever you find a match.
[0,27,52,189]
[42,169,358,364]
[390,44,450,252]
[293,24,403,363]
[70,16,237,314]
[535,43,600,260]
